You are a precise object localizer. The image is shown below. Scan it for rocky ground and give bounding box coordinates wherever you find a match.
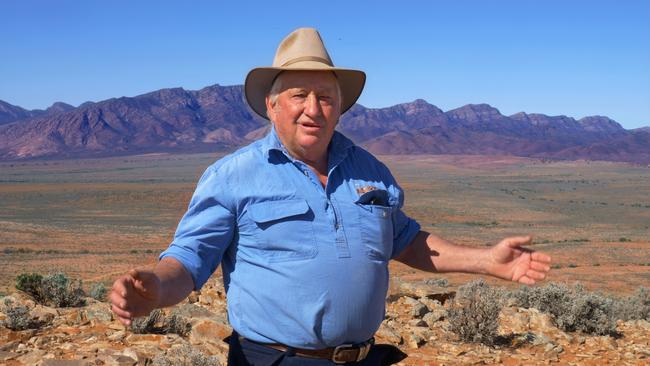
[1,276,649,366]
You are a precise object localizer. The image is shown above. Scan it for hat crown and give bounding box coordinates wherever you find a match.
[272,28,334,68]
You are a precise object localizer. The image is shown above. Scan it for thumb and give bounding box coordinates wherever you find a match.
[128,269,154,293]
[503,235,532,248]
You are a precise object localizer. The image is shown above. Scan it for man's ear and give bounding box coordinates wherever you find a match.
[265,96,275,122]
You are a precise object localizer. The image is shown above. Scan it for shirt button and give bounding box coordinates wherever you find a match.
[382,211,388,218]
[303,170,309,176]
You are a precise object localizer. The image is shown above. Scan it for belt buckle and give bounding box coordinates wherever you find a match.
[332,341,372,364]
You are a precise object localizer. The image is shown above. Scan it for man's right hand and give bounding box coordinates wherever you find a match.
[110,269,162,326]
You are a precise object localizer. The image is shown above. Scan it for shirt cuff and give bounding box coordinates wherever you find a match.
[391,218,421,260]
[159,245,207,291]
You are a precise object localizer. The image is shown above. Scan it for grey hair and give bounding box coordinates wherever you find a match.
[266,72,342,120]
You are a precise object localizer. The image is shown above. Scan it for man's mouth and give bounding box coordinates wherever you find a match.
[299,122,321,129]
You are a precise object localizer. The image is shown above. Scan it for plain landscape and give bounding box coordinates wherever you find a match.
[1,152,649,365]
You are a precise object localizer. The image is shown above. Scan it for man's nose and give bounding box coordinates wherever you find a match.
[303,92,321,117]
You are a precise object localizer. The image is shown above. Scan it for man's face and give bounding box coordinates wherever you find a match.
[265,71,341,163]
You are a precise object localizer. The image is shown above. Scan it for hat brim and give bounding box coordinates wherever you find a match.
[245,66,366,120]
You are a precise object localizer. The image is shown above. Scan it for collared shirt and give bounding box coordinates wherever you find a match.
[160,127,421,349]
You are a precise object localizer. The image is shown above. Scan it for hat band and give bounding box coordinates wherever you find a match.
[281,56,332,67]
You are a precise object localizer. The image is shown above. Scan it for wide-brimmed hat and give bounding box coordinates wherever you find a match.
[245,27,366,120]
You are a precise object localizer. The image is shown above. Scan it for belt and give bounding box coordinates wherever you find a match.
[241,336,374,364]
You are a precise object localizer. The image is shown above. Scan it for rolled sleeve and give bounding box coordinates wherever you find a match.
[390,208,421,259]
[386,178,421,260]
[159,166,235,290]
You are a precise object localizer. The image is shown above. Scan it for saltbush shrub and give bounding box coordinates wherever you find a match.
[509,283,617,335]
[130,309,165,334]
[15,273,44,303]
[151,344,220,366]
[1,298,45,331]
[448,279,503,345]
[165,312,192,337]
[130,309,191,337]
[15,272,85,307]
[40,273,86,307]
[89,282,108,301]
[613,287,650,322]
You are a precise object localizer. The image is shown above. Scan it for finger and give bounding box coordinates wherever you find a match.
[129,269,153,294]
[517,275,535,285]
[531,252,552,264]
[116,315,132,326]
[108,291,128,310]
[526,269,546,281]
[111,304,133,319]
[530,261,551,272]
[112,276,135,298]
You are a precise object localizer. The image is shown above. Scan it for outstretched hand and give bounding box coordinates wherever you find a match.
[487,236,552,285]
[109,269,162,326]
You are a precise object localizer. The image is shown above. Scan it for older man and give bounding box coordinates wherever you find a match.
[110,28,551,365]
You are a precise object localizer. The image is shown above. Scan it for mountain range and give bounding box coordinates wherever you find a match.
[1,85,648,163]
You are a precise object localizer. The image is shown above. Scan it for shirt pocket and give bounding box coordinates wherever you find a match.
[247,199,318,262]
[355,190,394,261]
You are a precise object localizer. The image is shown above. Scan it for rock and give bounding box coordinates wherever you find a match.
[107,330,126,342]
[543,342,556,353]
[405,333,425,349]
[187,291,200,304]
[531,333,552,346]
[376,323,402,345]
[125,333,166,347]
[171,303,216,321]
[83,302,113,323]
[403,297,429,318]
[408,319,427,327]
[411,303,429,318]
[199,294,213,306]
[0,351,19,361]
[189,319,232,345]
[31,305,57,326]
[42,360,92,366]
[422,308,446,326]
[16,349,47,364]
[108,354,137,366]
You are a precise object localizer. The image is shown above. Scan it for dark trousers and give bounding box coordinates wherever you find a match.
[227,333,407,366]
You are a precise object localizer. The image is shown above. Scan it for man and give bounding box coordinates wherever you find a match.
[110,28,551,365]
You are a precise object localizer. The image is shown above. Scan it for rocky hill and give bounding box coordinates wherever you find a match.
[1,86,649,163]
[1,275,649,365]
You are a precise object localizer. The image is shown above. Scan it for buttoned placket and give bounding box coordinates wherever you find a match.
[276,144,352,259]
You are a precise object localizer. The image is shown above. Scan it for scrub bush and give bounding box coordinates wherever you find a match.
[40,273,86,307]
[15,273,44,303]
[130,309,164,334]
[89,282,108,301]
[1,298,46,331]
[152,344,220,366]
[509,283,617,335]
[448,279,503,345]
[164,312,192,337]
[130,309,191,337]
[15,272,85,307]
[613,287,650,321]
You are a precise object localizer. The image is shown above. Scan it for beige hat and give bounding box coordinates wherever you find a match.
[245,27,366,120]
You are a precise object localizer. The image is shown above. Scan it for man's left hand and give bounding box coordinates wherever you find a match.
[487,236,551,285]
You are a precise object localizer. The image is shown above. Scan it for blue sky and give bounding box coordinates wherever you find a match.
[1,0,649,128]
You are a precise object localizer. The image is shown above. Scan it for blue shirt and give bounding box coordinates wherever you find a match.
[160,127,421,349]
